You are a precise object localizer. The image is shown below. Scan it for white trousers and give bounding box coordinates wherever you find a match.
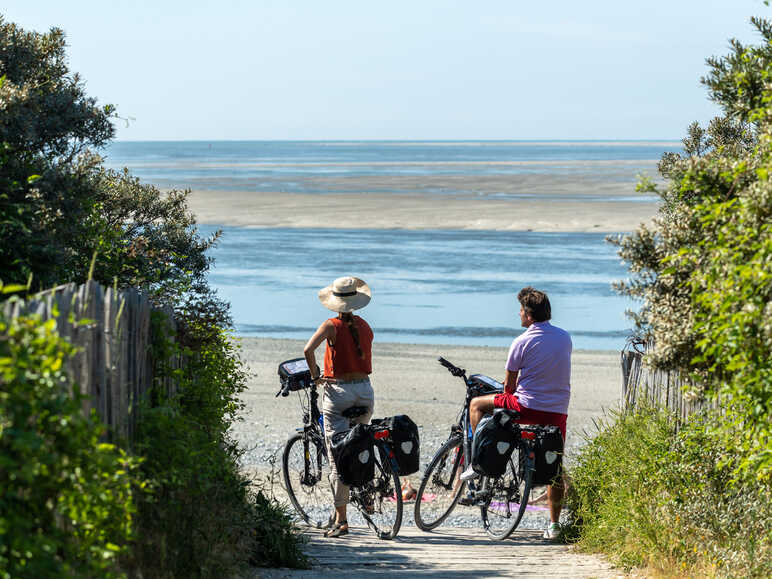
[322,378,375,507]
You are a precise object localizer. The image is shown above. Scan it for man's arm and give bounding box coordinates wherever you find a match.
[504,369,518,394]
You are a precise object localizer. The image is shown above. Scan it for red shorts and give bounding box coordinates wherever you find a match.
[493,393,567,440]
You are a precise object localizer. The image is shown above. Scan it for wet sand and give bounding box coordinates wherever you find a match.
[185,165,659,233]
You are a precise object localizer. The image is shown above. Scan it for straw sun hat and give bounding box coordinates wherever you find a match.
[318,276,371,313]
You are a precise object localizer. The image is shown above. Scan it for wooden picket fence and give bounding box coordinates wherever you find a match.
[1,280,180,442]
[620,339,715,426]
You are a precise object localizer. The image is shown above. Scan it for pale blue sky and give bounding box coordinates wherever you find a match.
[3,1,768,140]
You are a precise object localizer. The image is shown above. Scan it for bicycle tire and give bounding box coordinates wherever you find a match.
[479,445,533,540]
[351,441,403,539]
[282,433,332,529]
[414,435,466,531]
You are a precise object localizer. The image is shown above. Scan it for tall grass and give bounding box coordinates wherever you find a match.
[565,406,772,577]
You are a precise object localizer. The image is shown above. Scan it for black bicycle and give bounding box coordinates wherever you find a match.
[413,357,536,540]
[277,359,403,540]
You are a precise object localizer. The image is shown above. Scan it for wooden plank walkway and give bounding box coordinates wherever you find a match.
[256,526,621,578]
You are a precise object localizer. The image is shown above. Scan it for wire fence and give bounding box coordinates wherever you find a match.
[1,280,180,442]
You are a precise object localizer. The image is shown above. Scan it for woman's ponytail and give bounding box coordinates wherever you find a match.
[341,312,364,359]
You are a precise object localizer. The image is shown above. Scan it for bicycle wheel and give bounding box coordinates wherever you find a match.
[480,445,532,540]
[414,435,466,531]
[351,442,403,539]
[282,433,332,529]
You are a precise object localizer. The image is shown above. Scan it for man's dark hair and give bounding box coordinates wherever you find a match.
[517,286,551,322]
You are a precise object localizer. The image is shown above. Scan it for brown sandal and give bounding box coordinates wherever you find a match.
[324,521,349,538]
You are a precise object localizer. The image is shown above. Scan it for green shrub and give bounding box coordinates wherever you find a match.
[566,406,772,577]
[0,15,307,577]
[610,16,772,482]
[126,317,308,577]
[0,312,140,578]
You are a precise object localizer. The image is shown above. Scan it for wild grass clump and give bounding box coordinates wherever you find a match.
[565,406,772,577]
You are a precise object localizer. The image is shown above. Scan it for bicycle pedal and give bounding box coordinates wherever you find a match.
[458,492,485,507]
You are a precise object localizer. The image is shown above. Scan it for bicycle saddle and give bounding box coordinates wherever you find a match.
[342,405,370,419]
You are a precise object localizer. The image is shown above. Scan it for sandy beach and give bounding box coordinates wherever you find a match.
[186,187,657,232]
[231,337,623,480]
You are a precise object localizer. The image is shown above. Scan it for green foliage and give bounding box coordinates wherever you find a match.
[126,316,307,577]
[0,17,223,321]
[566,407,772,577]
[0,16,306,576]
[0,312,141,578]
[611,16,772,480]
[0,17,114,162]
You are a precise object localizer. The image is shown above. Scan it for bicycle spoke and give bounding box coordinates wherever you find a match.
[414,436,466,531]
[480,446,532,540]
[282,433,333,528]
[349,445,402,539]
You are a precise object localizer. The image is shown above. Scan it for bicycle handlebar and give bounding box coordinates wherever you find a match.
[437,356,466,378]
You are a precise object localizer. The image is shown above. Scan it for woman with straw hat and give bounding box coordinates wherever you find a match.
[304,276,374,538]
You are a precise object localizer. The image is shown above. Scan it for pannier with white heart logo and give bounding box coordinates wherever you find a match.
[370,415,420,475]
[471,412,517,477]
[330,424,374,486]
[520,425,563,485]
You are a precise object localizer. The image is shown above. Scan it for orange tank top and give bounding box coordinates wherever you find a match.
[323,316,373,378]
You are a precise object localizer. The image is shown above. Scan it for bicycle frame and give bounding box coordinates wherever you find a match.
[280,379,404,539]
[415,357,536,538]
[439,357,498,493]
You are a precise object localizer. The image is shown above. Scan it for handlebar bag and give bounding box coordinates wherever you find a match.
[471,414,516,477]
[371,415,420,476]
[468,374,504,397]
[330,424,375,486]
[521,425,563,485]
[278,358,317,392]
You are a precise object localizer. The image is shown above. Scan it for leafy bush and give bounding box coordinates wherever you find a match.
[1,15,307,577]
[610,16,772,480]
[566,407,772,577]
[125,316,308,577]
[0,312,140,578]
[0,16,222,320]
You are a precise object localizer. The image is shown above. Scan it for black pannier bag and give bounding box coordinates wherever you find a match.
[522,425,563,485]
[471,413,517,477]
[371,415,420,476]
[277,358,317,393]
[330,424,375,486]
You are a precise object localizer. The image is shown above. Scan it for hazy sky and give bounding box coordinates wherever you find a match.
[3,1,768,140]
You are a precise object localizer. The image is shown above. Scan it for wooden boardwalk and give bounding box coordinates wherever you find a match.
[256,526,620,578]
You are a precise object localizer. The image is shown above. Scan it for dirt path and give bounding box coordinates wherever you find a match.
[254,526,620,578]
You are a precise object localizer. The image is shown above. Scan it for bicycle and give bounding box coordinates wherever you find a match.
[413,357,537,540]
[277,359,403,540]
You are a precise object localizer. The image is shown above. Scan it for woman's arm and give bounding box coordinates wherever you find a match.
[304,320,335,379]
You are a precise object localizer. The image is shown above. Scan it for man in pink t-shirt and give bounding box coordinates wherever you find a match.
[461,287,571,541]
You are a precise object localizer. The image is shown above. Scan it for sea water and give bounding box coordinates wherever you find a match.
[104,140,677,200]
[199,226,635,351]
[105,141,679,351]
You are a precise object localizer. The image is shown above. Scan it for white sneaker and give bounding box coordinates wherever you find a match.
[459,466,479,482]
[543,522,561,540]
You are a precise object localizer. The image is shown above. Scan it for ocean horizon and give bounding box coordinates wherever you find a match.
[103,141,668,351]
